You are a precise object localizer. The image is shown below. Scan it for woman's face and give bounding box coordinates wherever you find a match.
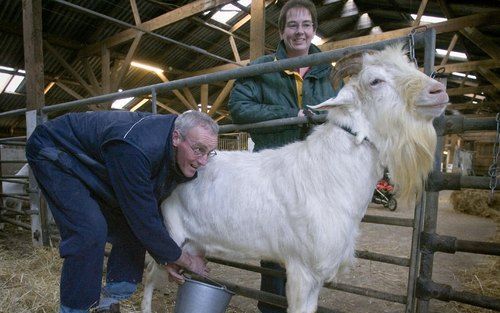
[280,7,316,58]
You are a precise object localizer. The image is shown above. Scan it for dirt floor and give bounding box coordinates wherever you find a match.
[0,191,498,313]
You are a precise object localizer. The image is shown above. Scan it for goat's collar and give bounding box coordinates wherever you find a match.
[339,124,370,144]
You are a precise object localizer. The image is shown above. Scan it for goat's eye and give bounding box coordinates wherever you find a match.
[370,79,383,86]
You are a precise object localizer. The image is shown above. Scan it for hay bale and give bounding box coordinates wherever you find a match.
[450,189,500,220]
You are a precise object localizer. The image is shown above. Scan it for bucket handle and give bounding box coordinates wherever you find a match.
[183,273,231,292]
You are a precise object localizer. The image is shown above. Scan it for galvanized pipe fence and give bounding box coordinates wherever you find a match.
[0,138,30,231]
[0,27,497,312]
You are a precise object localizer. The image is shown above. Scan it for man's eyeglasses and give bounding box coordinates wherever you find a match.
[183,137,217,158]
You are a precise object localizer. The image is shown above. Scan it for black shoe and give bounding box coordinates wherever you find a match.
[91,303,120,313]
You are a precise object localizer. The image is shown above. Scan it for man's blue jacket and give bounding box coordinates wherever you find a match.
[28,111,194,264]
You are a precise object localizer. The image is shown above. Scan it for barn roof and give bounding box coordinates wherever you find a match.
[0,0,498,140]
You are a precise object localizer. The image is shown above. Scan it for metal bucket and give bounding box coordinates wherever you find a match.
[174,277,234,313]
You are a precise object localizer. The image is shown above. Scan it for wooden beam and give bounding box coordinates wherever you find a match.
[460,131,498,143]
[44,41,96,96]
[460,27,500,60]
[82,58,102,94]
[250,0,265,61]
[129,98,149,112]
[412,0,429,27]
[22,0,45,111]
[231,14,251,32]
[320,11,500,52]
[447,85,497,96]
[110,59,122,90]
[182,88,198,108]
[0,20,84,51]
[215,114,227,123]
[188,60,500,78]
[55,82,83,99]
[181,60,249,78]
[130,0,142,25]
[448,77,478,87]
[156,101,180,115]
[209,79,234,117]
[448,102,500,111]
[440,33,459,66]
[80,0,233,56]
[200,84,208,113]
[183,0,274,70]
[432,59,500,73]
[156,72,198,110]
[101,45,111,94]
[229,36,241,62]
[112,32,143,91]
[478,67,500,89]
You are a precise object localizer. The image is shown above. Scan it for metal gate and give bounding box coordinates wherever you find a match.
[0,28,498,312]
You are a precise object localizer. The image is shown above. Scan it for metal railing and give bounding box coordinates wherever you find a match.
[0,26,497,312]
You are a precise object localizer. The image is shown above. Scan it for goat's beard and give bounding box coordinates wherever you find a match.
[384,114,437,204]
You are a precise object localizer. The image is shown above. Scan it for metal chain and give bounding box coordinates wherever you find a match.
[408,26,428,70]
[488,113,500,205]
[430,67,445,79]
[408,29,418,67]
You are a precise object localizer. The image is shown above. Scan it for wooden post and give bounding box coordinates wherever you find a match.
[200,84,209,113]
[22,0,49,246]
[250,0,265,61]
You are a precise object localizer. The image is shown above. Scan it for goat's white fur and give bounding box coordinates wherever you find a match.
[141,45,448,313]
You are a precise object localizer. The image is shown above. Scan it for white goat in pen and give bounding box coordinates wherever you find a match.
[1,163,29,212]
[141,44,449,313]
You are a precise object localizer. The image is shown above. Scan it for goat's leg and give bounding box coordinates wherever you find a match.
[304,282,322,313]
[141,260,168,313]
[285,263,321,313]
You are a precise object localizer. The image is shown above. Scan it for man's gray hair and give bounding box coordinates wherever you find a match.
[174,110,219,137]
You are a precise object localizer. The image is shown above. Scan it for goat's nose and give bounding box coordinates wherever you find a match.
[429,81,446,95]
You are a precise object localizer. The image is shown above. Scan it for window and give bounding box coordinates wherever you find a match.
[0,66,25,94]
[210,0,251,24]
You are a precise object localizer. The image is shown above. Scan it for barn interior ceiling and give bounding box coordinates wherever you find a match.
[0,0,498,142]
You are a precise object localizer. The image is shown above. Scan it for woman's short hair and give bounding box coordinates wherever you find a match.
[278,0,318,33]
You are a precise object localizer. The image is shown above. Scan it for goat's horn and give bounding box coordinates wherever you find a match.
[330,50,378,90]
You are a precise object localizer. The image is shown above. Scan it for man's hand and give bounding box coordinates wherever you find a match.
[164,263,185,284]
[175,250,209,277]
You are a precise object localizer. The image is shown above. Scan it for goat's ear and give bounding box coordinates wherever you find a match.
[308,98,342,111]
[308,88,354,111]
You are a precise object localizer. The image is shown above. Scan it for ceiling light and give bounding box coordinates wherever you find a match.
[452,72,477,80]
[436,49,467,61]
[410,14,447,24]
[131,61,163,73]
[44,82,55,94]
[111,95,135,110]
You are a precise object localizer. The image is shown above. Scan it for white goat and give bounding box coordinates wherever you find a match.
[141,45,449,313]
[1,163,29,211]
